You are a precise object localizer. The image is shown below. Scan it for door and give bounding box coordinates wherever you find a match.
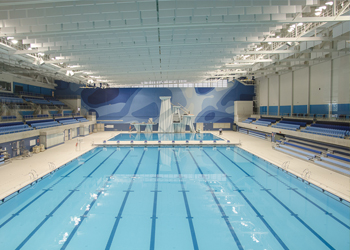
[64,130,68,141]
[196,123,203,131]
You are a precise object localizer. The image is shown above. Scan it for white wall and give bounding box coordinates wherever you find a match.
[258,77,268,106]
[310,60,331,105]
[332,55,350,105]
[60,99,81,112]
[268,75,279,106]
[256,54,350,115]
[234,101,253,122]
[280,72,292,106]
[293,67,309,107]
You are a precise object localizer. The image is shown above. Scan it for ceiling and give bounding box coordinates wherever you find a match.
[0,0,349,87]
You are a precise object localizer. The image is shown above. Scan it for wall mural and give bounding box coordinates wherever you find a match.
[55,80,254,124]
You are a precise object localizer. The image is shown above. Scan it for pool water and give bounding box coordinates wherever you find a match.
[0,146,349,250]
[108,133,223,141]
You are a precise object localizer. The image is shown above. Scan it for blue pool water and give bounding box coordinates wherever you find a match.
[109,133,223,141]
[0,146,349,250]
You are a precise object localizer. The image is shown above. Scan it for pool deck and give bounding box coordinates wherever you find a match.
[0,131,349,203]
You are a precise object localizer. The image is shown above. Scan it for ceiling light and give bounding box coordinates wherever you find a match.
[297,23,303,26]
[11,40,18,44]
[28,47,32,50]
[39,58,45,65]
[276,36,280,38]
[315,12,322,16]
[320,6,327,10]
[256,47,262,51]
[6,37,14,40]
[37,52,45,56]
[325,1,333,6]
[268,42,272,45]
[66,70,74,76]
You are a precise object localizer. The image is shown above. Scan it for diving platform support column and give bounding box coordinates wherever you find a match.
[182,114,195,132]
[158,96,174,133]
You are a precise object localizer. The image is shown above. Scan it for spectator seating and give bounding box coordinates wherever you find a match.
[1,116,17,121]
[26,119,61,129]
[272,123,300,131]
[75,117,89,122]
[56,118,79,125]
[37,114,49,118]
[242,118,255,124]
[311,123,350,134]
[0,123,33,135]
[301,127,347,138]
[275,138,350,175]
[24,97,51,105]
[0,94,24,104]
[253,119,275,126]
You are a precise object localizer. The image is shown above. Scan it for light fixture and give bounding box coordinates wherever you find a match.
[286,42,293,47]
[6,37,14,40]
[256,47,262,51]
[11,40,18,44]
[66,70,74,76]
[37,52,45,56]
[297,23,303,26]
[39,58,45,65]
[268,42,272,45]
[325,1,333,6]
[315,12,322,16]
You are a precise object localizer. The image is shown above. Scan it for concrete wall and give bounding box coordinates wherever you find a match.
[257,54,350,116]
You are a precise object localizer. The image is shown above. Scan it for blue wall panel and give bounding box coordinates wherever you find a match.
[310,104,329,115]
[56,80,255,124]
[260,106,267,115]
[331,104,350,115]
[293,105,307,114]
[13,82,53,96]
[280,106,291,115]
[268,106,278,116]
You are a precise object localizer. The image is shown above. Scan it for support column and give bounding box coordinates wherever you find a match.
[278,75,281,116]
[291,72,294,115]
[267,77,270,115]
[329,59,333,117]
[158,96,174,133]
[307,66,311,115]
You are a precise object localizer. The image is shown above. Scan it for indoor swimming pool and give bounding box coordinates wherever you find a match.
[0,146,349,250]
[108,133,223,141]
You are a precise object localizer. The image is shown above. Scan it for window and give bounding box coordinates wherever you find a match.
[0,80,11,92]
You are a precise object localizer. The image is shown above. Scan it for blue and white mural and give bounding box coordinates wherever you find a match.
[55,80,254,124]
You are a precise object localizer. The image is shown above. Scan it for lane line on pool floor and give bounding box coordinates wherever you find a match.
[232,148,350,230]
[173,150,199,250]
[15,149,118,250]
[105,150,146,250]
[149,149,160,250]
[0,149,103,229]
[202,149,289,250]
[218,149,336,250]
[61,149,131,250]
[188,150,244,250]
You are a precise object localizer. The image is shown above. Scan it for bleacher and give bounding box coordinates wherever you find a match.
[1,116,17,121]
[75,117,89,122]
[271,120,306,131]
[24,97,51,105]
[0,122,33,135]
[275,138,350,175]
[301,127,348,138]
[26,119,61,129]
[242,117,256,124]
[253,118,276,126]
[56,118,79,125]
[0,93,24,104]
